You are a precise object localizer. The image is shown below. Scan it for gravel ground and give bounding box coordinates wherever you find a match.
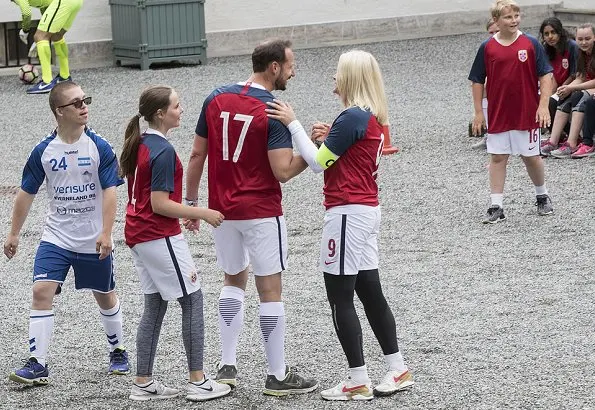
[1,30,594,410]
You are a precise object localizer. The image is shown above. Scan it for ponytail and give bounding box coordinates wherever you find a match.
[119,115,142,178]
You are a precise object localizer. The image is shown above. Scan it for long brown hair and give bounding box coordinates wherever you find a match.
[577,24,595,80]
[119,85,173,177]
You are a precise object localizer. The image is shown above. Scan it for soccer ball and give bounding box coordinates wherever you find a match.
[18,64,39,84]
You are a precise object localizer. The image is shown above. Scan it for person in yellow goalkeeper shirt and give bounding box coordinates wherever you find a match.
[11,0,83,94]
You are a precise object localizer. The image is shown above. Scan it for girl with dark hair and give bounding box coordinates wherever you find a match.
[121,85,230,402]
[538,17,578,137]
[543,24,595,158]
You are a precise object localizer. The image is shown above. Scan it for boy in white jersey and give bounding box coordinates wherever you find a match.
[3,81,130,385]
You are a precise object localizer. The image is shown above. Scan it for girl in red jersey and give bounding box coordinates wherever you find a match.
[119,85,230,402]
[544,24,595,158]
[266,50,414,401]
[538,17,578,139]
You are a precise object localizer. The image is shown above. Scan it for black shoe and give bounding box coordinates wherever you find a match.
[215,363,237,387]
[263,366,318,396]
[482,205,505,224]
[535,194,553,216]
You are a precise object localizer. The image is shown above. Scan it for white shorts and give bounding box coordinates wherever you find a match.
[320,205,380,275]
[486,128,540,156]
[213,216,288,276]
[131,233,201,301]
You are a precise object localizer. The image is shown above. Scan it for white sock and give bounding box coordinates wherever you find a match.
[535,185,548,196]
[218,286,245,366]
[259,302,286,381]
[349,365,371,385]
[385,351,408,372]
[29,309,54,366]
[99,298,124,352]
[490,193,504,208]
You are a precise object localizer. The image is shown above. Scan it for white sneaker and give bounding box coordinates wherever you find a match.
[186,378,232,402]
[320,379,373,401]
[129,379,179,401]
[373,369,414,397]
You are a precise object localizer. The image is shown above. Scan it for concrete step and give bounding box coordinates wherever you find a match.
[553,8,595,27]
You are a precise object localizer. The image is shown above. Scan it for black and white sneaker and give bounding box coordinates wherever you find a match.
[535,194,553,216]
[263,366,318,396]
[215,363,238,387]
[186,378,231,402]
[482,205,505,224]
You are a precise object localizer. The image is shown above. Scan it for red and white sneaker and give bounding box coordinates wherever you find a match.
[570,143,595,158]
[373,369,414,397]
[320,379,372,401]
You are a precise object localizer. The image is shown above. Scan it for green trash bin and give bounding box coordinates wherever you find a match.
[109,0,207,70]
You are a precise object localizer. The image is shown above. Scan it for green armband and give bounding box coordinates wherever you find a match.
[315,143,340,170]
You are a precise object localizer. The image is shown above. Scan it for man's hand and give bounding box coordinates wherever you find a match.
[183,218,200,233]
[95,233,113,260]
[311,122,331,142]
[4,233,19,259]
[19,29,29,44]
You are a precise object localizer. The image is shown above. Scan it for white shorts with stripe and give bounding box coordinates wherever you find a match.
[487,128,540,156]
[319,205,380,275]
[131,233,201,301]
[213,216,288,276]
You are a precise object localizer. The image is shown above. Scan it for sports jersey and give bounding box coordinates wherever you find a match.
[195,82,292,220]
[124,129,183,248]
[11,0,53,32]
[550,40,578,86]
[21,127,122,254]
[580,52,595,81]
[469,31,553,133]
[322,107,383,209]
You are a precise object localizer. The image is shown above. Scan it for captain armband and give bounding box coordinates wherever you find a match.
[315,144,339,170]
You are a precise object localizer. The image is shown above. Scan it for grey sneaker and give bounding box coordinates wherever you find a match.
[540,141,557,156]
[471,136,487,149]
[215,363,237,387]
[482,205,505,224]
[129,379,179,401]
[186,378,231,402]
[536,194,553,216]
[550,143,575,159]
[263,366,319,396]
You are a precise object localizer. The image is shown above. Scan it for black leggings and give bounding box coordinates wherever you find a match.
[582,98,595,146]
[324,269,400,368]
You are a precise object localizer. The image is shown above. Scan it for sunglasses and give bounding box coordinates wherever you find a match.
[58,96,92,109]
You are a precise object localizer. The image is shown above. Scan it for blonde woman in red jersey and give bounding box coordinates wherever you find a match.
[267,49,414,401]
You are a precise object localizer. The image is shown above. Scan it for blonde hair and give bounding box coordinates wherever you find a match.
[490,0,520,20]
[335,50,388,125]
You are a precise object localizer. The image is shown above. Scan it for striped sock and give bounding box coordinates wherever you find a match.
[218,286,244,366]
[99,299,124,352]
[259,302,286,380]
[28,309,54,366]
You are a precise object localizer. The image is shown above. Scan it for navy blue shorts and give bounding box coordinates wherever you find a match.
[33,241,115,292]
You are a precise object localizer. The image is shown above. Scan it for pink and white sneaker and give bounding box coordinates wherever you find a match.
[570,143,595,158]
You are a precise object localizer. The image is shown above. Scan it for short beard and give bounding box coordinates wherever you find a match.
[274,77,287,91]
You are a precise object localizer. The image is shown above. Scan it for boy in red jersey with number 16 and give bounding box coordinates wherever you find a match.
[469,0,554,223]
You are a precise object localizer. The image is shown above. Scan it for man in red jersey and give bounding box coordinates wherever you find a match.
[469,0,553,223]
[185,39,317,397]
